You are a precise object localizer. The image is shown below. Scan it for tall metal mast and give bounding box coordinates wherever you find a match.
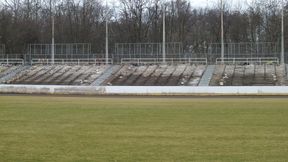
[105,0,109,65]
[281,0,285,65]
[162,4,166,64]
[51,0,55,65]
[221,0,224,64]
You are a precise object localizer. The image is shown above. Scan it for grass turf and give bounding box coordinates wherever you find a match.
[0,96,288,162]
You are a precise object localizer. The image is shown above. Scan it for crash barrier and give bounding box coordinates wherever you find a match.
[1,85,288,95]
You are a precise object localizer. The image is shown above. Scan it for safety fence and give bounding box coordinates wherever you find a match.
[0,42,284,65]
[0,44,5,57]
[28,43,91,59]
[115,42,183,61]
[1,85,288,95]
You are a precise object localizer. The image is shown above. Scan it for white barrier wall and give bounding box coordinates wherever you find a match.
[1,85,288,95]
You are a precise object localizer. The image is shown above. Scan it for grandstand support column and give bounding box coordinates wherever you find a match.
[221,0,224,64]
[281,0,285,65]
[162,4,166,64]
[105,0,109,65]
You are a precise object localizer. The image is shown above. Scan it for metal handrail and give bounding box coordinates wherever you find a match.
[0,58,24,65]
[215,57,279,64]
[121,58,207,65]
[31,58,113,65]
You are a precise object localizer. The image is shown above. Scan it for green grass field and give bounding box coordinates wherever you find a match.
[0,96,288,162]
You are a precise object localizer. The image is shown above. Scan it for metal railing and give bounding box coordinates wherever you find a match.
[121,58,207,65]
[215,57,279,65]
[31,58,113,65]
[0,58,24,65]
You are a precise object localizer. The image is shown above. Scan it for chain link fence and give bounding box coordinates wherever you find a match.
[114,42,184,63]
[0,44,5,59]
[28,43,91,59]
[0,42,284,65]
[186,42,280,64]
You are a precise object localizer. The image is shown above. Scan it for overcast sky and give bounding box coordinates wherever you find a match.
[0,0,252,8]
[107,0,252,9]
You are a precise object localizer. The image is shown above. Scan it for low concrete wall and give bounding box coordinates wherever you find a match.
[0,85,106,95]
[1,85,288,95]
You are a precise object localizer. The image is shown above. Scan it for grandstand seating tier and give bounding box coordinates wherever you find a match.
[0,64,286,86]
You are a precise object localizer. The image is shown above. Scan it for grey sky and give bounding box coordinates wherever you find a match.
[107,0,253,9]
[0,0,252,8]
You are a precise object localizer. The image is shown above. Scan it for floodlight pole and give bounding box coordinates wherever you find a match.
[281,0,285,65]
[51,0,55,65]
[162,4,166,64]
[105,0,109,65]
[220,0,224,64]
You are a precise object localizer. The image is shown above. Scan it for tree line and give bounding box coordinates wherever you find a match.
[0,0,287,55]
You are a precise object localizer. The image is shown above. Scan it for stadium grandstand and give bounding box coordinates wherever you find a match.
[2,1,288,162]
[0,0,287,88]
[0,42,287,86]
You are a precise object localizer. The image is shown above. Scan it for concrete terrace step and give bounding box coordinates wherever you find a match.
[0,66,31,83]
[91,65,120,86]
[198,65,215,86]
[0,66,18,78]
